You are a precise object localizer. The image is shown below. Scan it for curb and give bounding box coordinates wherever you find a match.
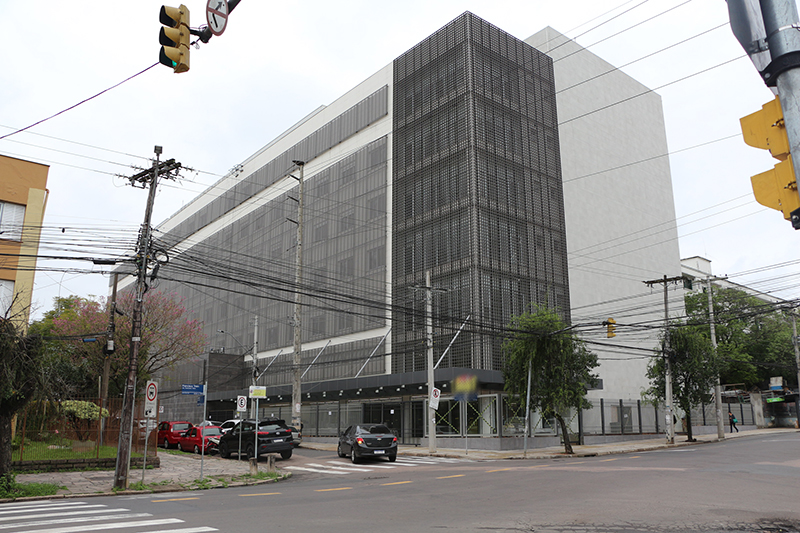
[0,471,292,504]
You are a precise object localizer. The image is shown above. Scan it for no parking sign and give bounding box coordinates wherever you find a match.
[236,395,247,412]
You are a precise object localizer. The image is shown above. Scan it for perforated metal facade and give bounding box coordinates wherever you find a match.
[391,12,570,374]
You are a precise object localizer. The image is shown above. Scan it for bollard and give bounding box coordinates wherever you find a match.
[249,457,258,475]
[266,454,276,473]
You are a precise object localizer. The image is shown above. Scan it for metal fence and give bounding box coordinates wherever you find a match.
[12,397,158,463]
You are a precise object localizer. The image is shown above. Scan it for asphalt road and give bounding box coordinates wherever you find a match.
[3,433,798,533]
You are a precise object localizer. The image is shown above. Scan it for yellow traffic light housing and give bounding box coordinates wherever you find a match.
[159,5,190,73]
[740,96,800,225]
[606,318,616,338]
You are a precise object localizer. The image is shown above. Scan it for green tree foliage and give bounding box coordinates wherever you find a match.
[684,288,794,389]
[645,324,718,442]
[503,305,598,454]
[0,318,45,481]
[60,400,109,441]
[30,290,208,398]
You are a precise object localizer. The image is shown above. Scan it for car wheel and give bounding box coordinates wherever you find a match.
[220,443,230,459]
[337,444,346,458]
[177,442,183,452]
[194,445,200,454]
[245,444,255,460]
[161,438,168,449]
[165,439,172,449]
[350,449,360,464]
[388,454,396,462]
[280,449,292,460]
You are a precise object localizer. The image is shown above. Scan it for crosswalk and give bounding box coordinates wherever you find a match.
[0,500,215,533]
[284,456,474,476]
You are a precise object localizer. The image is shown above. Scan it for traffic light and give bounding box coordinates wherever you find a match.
[740,96,800,228]
[606,318,616,338]
[159,5,190,73]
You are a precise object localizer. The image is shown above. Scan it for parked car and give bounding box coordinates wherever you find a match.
[338,424,397,463]
[178,425,222,454]
[289,426,302,447]
[195,420,223,427]
[218,419,241,434]
[217,418,293,460]
[157,421,193,449]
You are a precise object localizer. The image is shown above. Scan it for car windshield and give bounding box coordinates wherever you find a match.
[357,425,391,434]
[174,423,191,431]
[201,427,221,436]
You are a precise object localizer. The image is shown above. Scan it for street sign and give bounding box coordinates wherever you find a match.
[182,383,204,395]
[249,385,266,398]
[206,0,228,36]
[144,380,158,418]
[430,387,441,410]
[236,395,247,412]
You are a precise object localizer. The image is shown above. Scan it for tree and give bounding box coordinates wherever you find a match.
[503,305,599,454]
[684,288,794,390]
[30,290,208,399]
[0,317,44,482]
[644,324,718,442]
[60,400,109,441]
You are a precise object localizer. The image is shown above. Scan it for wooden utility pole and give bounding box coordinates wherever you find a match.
[114,146,181,490]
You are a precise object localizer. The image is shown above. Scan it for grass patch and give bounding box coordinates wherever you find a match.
[0,474,63,500]
[13,440,145,461]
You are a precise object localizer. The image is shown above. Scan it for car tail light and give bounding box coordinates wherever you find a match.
[356,437,365,445]
[393,437,397,442]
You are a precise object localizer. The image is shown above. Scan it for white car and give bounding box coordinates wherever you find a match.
[219,419,241,433]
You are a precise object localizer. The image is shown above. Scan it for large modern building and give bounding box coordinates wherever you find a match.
[132,13,683,446]
[0,155,49,328]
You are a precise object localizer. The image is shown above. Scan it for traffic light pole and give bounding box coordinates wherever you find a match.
[761,0,800,208]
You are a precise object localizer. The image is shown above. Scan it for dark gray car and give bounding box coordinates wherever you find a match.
[218,418,293,460]
[338,424,397,463]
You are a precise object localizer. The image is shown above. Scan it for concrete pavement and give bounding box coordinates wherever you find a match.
[9,427,796,500]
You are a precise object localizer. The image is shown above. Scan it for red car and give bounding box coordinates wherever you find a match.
[178,425,222,454]
[156,420,193,449]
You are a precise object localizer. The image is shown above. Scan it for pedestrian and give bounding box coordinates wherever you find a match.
[728,410,738,433]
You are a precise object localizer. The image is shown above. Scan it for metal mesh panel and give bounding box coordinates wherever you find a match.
[154,137,389,386]
[158,86,388,247]
[392,13,569,374]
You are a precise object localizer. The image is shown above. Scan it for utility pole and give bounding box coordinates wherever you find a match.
[705,277,725,440]
[251,315,258,419]
[290,161,305,432]
[100,273,119,447]
[114,146,181,490]
[644,275,684,445]
[792,310,800,396]
[425,270,436,453]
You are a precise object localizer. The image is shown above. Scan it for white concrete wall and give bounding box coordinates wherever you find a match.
[526,28,684,400]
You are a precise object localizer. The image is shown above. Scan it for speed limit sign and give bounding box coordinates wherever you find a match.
[236,395,247,412]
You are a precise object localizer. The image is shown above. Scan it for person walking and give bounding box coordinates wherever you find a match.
[728,410,738,433]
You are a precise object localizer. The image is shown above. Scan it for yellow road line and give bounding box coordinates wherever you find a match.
[486,468,511,472]
[630,455,641,459]
[381,481,413,486]
[315,487,353,492]
[600,458,618,462]
[239,492,282,497]
[436,474,465,479]
[152,497,199,502]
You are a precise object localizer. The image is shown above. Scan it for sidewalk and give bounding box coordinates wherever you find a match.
[11,427,796,499]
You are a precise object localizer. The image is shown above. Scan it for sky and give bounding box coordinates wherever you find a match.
[2,0,799,322]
